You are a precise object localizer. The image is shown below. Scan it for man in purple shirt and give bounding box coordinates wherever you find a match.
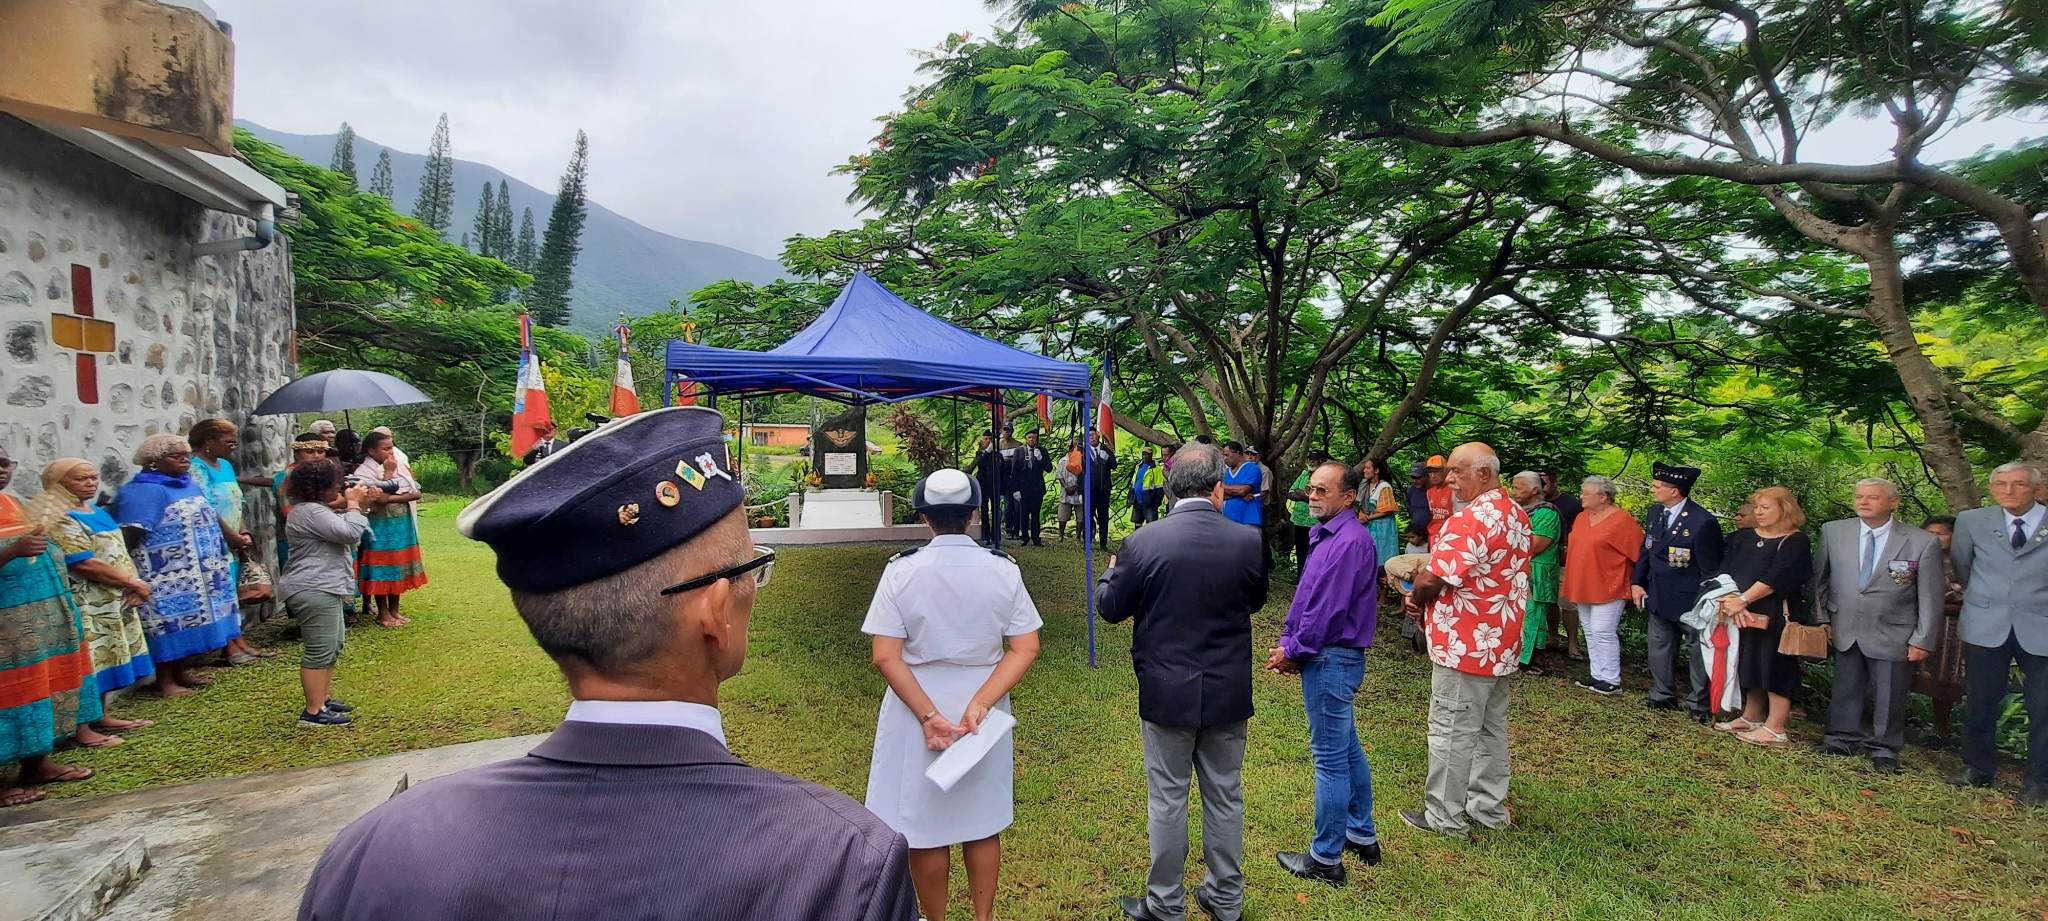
[1264,460,1382,886]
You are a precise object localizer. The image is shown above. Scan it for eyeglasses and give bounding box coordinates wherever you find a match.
[659,546,776,596]
[0,458,15,470]
[1304,485,1351,498]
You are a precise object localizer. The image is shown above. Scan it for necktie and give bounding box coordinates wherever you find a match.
[1860,531,1877,585]
[1652,506,1669,539]
[2017,518,2031,550]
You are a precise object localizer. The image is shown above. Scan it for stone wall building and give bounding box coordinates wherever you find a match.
[0,0,295,571]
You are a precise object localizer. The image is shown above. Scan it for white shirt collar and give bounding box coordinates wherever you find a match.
[1174,496,1216,511]
[2009,503,2047,534]
[928,533,979,548]
[1860,517,1893,539]
[1662,497,1688,515]
[564,699,725,747]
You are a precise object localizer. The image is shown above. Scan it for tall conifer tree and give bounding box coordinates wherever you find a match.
[528,131,589,326]
[514,208,538,273]
[412,113,456,233]
[492,181,514,257]
[330,122,357,183]
[368,149,394,199]
[471,182,497,256]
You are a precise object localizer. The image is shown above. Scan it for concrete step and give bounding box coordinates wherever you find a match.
[0,834,147,921]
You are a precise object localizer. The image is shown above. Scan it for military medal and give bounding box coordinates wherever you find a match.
[617,503,641,526]
[655,481,682,507]
[677,458,708,490]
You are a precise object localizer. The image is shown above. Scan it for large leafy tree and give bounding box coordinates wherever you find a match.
[1341,0,2048,505]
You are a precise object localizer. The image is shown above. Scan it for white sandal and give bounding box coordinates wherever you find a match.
[1738,725,1791,747]
[1713,717,1758,733]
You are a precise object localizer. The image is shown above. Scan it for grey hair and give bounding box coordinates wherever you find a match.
[133,434,191,469]
[509,510,752,674]
[1853,477,1900,498]
[1166,443,1227,499]
[1582,475,1618,499]
[1991,461,2042,485]
[312,419,336,433]
[1512,470,1543,490]
[1463,446,1501,476]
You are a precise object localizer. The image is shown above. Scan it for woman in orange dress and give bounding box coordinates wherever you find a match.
[1562,475,1644,695]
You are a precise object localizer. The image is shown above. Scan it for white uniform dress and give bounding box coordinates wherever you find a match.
[862,533,1043,848]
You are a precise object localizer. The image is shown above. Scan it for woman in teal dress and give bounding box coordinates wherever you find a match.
[2,444,107,807]
[188,419,277,663]
[1511,471,1563,670]
[1356,457,1401,568]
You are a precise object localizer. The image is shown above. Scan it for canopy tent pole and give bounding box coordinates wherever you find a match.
[1082,381,1096,669]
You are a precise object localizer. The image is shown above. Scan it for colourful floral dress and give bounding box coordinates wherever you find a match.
[1,493,102,761]
[192,455,247,586]
[1424,488,1533,677]
[52,507,156,693]
[1520,502,1562,665]
[110,470,241,662]
[355,459,427,595]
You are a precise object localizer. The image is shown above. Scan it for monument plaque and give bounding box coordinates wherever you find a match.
[811,404,869,489]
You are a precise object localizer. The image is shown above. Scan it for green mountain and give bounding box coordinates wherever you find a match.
[240,121,787,333]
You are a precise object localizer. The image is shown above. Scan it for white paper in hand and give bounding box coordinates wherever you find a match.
[924,708,1016,792]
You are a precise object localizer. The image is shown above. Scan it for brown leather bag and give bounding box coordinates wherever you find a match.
[1778,621,1831,659]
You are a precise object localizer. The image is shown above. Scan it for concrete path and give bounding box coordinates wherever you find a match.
[0,734,545,921]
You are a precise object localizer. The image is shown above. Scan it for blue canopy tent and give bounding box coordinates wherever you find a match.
[664,272,1109,665]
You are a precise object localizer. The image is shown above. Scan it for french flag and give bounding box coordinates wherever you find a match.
[1097,355,1115,449]
[610,321,641,417]
[510,313,553,458]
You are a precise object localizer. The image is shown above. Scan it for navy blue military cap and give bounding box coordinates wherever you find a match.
[1652,461,1702,492]
[457,406,743,592]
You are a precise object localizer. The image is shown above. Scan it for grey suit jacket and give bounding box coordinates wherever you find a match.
[1951,504,2048,655]
[1812,518,1944,660]
[299,721,918,921]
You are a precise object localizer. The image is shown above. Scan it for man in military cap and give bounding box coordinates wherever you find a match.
[1631,461,1725,722]
[299,406,918,921]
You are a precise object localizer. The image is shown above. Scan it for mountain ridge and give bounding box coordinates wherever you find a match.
[238,121,787,333]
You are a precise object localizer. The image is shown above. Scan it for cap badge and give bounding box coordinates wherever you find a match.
[655,481,682,507]
[694,452,734,481]
[618,503,641,526]
[677,459,707,490]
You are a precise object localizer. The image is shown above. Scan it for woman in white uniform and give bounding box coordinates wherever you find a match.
[864,468,1043,921]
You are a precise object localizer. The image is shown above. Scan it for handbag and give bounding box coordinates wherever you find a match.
[237,552,274,603]
[1778,620,1832,659]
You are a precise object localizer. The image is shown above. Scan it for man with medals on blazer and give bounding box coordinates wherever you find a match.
[1630,462,1725,723]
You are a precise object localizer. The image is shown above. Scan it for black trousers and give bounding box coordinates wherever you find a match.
[1021,492,1044,544]
[1292,524,1312,568]
[978,486,1001,546]
[1006,491,1025,536]
[1962,633,2048,787]
[1090,494,1111,548]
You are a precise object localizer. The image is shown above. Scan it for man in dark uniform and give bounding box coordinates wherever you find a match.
[299,406,919,921]
[1014,431,1052,546]
[969,433,1004,547]
[1631,462,1725,722]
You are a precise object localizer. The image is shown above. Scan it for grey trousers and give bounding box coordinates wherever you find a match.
[1646,616,1709,713]
[1825,643,1915,760]
[1424,664,1512,833]
[1140,719,1246,921]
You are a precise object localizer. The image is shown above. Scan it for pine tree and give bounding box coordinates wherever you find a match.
[330,122,357,183]
[460,231,471,251]
[471,182,497,257]
[412,113,456,233]
[514,208,538,273]
[527,130,589,327]
[491,181,514,256]
[368,149,394,199]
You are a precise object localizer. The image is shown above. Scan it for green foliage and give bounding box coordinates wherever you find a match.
[529,130,591,327]
[412,113,456,233]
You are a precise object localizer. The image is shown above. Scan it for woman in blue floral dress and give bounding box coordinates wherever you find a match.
[111,435,241,697]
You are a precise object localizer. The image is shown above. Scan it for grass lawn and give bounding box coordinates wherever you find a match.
[51,499,2048,919]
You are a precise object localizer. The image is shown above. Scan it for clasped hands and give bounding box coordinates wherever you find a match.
[921,699,997,751]
[1717,595,1769,629]
[1263,645,1300,675]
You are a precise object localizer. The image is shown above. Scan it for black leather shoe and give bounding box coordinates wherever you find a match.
[1870,756,1902,774]
[1276,850,1347,887]
[1398,808,1433,832]
[2020,784,2048,807]
[1118,895,1170,921]
[1644,698,1679,711]
[1193,886,1234,920]
[1688,709,1711,725]
[1946,770,1995,788]
[1815,742,1856,757]
[1345,839,1383,866]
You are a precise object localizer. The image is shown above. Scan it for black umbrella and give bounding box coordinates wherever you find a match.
[251,369,431,428]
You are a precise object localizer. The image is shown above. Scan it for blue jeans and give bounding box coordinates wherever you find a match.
[1302,646,1376,863]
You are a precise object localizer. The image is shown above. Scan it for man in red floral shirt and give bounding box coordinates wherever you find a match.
[1400,442,1531,836]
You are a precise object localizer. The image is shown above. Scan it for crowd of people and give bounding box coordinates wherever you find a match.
[0,420,427,808]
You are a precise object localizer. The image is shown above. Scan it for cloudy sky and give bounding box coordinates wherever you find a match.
[212,2,2029,262]
[214,0,1000,259]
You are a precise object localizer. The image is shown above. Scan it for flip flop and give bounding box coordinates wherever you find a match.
[74,734,124,749]
[96,718,155,731]
[1738,726,1791,748]
[250,649,282,659]
[31,765,95,785]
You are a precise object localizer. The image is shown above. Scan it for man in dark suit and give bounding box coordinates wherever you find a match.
[1014,431,1053,546]
[1630,462,1724,722]
[1095,442,1266,921]
[300,407,919,921]
[1086,430,1115,551]
[969,433,1004,547]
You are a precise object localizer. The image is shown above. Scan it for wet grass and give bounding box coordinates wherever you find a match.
[49,499,2048,919]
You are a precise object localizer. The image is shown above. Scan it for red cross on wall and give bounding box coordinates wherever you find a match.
[51,264,115,404]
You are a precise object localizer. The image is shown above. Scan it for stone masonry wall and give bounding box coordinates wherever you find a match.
[0,114,294,576]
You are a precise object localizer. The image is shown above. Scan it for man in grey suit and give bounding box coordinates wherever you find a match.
[300,407,919,920]
[1949,462,2048,806]
[1813,478,1944,773]
[1096,442,1267,921]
